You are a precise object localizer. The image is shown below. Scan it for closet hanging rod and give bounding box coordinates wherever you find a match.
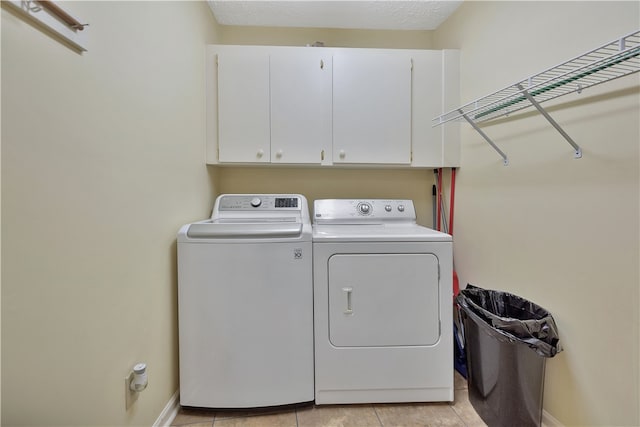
[35,0,87,30]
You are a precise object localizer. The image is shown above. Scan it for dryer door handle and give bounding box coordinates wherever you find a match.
[342,287,353,315]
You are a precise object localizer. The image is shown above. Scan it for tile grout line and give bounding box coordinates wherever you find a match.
[449,389,469,427]
[449,399,465,427]
[451,392,480,427]
[453,374,473,427]
[449,403,469,427]
[371,404,384,427]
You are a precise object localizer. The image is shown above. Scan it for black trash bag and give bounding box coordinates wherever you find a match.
[456,285,562,358]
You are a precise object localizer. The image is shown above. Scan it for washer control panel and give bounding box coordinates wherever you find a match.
[314,199,416,224]
[218,195,301,211]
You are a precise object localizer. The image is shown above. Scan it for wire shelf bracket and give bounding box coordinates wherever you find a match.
[433,30,640,165]
[459,110,509,165]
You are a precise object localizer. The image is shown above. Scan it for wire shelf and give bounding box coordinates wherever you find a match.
[433,30,640,165]
[434,30,640,126]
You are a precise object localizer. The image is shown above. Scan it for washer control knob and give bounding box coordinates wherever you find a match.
[358,202,372,215]
[385,205,392,212]
[397,204,405,212]
[250,197,262,208]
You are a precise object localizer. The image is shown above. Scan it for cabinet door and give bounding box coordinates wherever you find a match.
[270,51,332,164]
[333,53,412,164]
[217,51,270,163]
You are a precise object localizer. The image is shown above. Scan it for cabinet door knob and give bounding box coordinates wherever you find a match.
[256,149,264,158]
[339,149,346,159]
[276,150,283,159]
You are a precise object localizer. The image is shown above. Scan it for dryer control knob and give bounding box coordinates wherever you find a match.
[397,204,405,212]
[385,205,392,212]
[250,197,262,208]
[358,202,372,215]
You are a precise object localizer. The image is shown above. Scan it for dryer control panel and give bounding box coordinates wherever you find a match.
[314,199,416,224]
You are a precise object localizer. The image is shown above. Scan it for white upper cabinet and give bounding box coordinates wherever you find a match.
[332,53,412,165]
[270,51,332,164]
[206,45,459,168]
[217,50,270,163]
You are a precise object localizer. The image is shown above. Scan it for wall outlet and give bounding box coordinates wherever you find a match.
[124,371,138,410]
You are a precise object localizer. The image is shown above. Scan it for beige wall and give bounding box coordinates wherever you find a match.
[433,2,639,426]
[3,2,638,426]
[1,2,219,425]
[217,167,436,226]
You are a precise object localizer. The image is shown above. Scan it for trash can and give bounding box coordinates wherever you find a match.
[456,285,562,427]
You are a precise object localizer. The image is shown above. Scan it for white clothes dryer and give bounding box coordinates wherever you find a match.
[312,199,453,404]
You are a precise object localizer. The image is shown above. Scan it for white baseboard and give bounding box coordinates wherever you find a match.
[153,390,180,427]
[543,409,564,427]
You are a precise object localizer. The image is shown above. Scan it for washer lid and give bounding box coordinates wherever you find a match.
[312,223,451,242]
[187,220,303,239]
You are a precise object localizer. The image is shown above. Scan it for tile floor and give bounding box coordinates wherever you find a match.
[171,371,488,427]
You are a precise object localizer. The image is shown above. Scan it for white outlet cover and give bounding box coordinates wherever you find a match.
[124,372,139,410]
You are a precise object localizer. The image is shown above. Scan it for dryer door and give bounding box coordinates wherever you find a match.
[328,253,440,347]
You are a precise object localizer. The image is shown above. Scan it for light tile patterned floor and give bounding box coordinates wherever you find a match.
[171,371,487,427]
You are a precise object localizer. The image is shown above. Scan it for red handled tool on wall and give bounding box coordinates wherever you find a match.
[434,168,459,299]
[449,168,459,297]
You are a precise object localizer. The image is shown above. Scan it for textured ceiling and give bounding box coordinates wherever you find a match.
[207,1,463,31]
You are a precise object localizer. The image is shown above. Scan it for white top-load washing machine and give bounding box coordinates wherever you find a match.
[312,199,453,404]
[177,194,314,408]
